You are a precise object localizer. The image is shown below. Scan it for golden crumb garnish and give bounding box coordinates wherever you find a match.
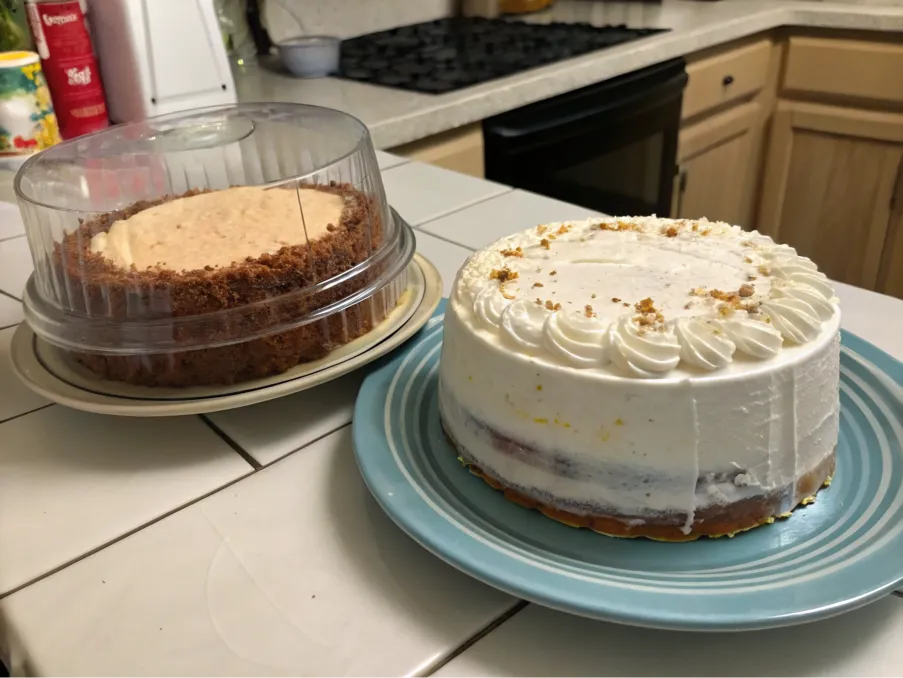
[692,223,699,232]
[544,300,562,311]
[634,297,657,314]
[709,289,741,305]
[550,270,557,276]
[532,282,544,288]
[758,264,771,276]
[701,228,712,236]
[663,225,679,238]
[500,246,523,258]
[684,302,693,310]
[748,274,758,281]
[622,301,630,307]
[719,305,735,317]
[591,293,597,299]
[540,238,551,250]
[584,305,595,318]
[536,225,547,235]
[489,267,518,283]
[597,220,639,232]
[690,287,707,297]
[535,298,543,305]
[612,297,621,303]
[557,224,571,235]
[744,256,753,264]
[739,284,755,297]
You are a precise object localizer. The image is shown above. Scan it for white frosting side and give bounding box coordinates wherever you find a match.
[90,185,345,272]
[450,216,839,379]
[439,216,841,533]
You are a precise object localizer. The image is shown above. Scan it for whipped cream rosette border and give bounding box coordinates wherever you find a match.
[452,217,840,379]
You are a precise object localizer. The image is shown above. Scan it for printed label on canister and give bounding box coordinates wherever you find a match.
[26,0,108,139]
[0,50,61,156]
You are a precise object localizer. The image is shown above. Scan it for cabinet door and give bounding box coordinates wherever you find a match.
[877,162,903,299]
[675,101,761,227]
[758,100,903,290]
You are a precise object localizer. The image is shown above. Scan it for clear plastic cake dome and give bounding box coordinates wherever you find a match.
[14,103,415,387]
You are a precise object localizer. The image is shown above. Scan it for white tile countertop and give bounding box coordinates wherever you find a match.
[0,155,901,675]
[235,0,903,148]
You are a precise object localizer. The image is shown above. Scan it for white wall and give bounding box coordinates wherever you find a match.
[262,0,455,43]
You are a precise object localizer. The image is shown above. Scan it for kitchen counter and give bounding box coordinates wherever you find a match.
[234,0,903,149]
[0,154,902,676]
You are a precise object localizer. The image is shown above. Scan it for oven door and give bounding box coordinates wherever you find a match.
[483,58,687,217]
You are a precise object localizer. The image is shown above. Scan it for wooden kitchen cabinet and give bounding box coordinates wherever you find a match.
[674,101,761,227]
[757,100,903,291]
[877,173,903,299]
[387,122,485,178]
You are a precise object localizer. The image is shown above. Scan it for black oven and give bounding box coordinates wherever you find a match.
[483,58,688,217]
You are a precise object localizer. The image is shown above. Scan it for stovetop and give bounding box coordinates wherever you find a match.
[338,18,668,94]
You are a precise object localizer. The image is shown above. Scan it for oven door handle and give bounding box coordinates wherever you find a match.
[487,71,688,141]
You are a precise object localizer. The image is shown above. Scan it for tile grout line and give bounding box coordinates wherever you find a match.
[199,415,262,470]
[0,233,25,243]
[0,464,256,601]
[258,421,354,469]
[0,403,53,427]
[412,227,477,252]
[0,289,21,302]
[422,600,529,677]
[410,185,514,231]
[0,419,361,601]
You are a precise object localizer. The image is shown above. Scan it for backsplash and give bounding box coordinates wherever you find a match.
[262,0,455,43]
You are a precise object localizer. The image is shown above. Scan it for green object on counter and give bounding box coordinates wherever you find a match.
[0,1,31,52]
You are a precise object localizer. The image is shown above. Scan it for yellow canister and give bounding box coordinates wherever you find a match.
[0,50,61,157]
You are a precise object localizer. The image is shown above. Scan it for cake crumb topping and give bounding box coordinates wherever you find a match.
[490,267,518,283]
[532,282,544,288]
[739,284,755,297]
[540,238,551,250]
[584,305,595,318]
[500,246,523,258]
[634,297,657,314]
[545,300,562,311]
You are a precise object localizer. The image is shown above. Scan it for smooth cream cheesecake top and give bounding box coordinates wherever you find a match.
[90,186,345,272]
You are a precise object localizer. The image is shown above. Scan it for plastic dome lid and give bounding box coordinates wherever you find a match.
[15,103,413,355]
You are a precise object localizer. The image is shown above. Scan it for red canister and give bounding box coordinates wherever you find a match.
[26,0,108,139]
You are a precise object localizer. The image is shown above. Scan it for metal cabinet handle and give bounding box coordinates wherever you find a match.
[723,75,734,86]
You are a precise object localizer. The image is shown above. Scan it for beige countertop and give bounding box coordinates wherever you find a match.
[234,0,903,149]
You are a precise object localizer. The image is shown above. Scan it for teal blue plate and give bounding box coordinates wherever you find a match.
[353,300,903,631]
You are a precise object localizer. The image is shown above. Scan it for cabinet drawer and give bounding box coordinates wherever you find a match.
[682,39,771,121]
[784,36,903,106]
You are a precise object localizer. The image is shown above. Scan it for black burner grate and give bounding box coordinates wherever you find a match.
[338,18,669,94]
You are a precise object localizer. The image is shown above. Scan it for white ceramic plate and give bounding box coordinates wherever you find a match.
[10,255,442,416]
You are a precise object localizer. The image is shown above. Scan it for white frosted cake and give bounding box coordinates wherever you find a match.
[438,217,840,540]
